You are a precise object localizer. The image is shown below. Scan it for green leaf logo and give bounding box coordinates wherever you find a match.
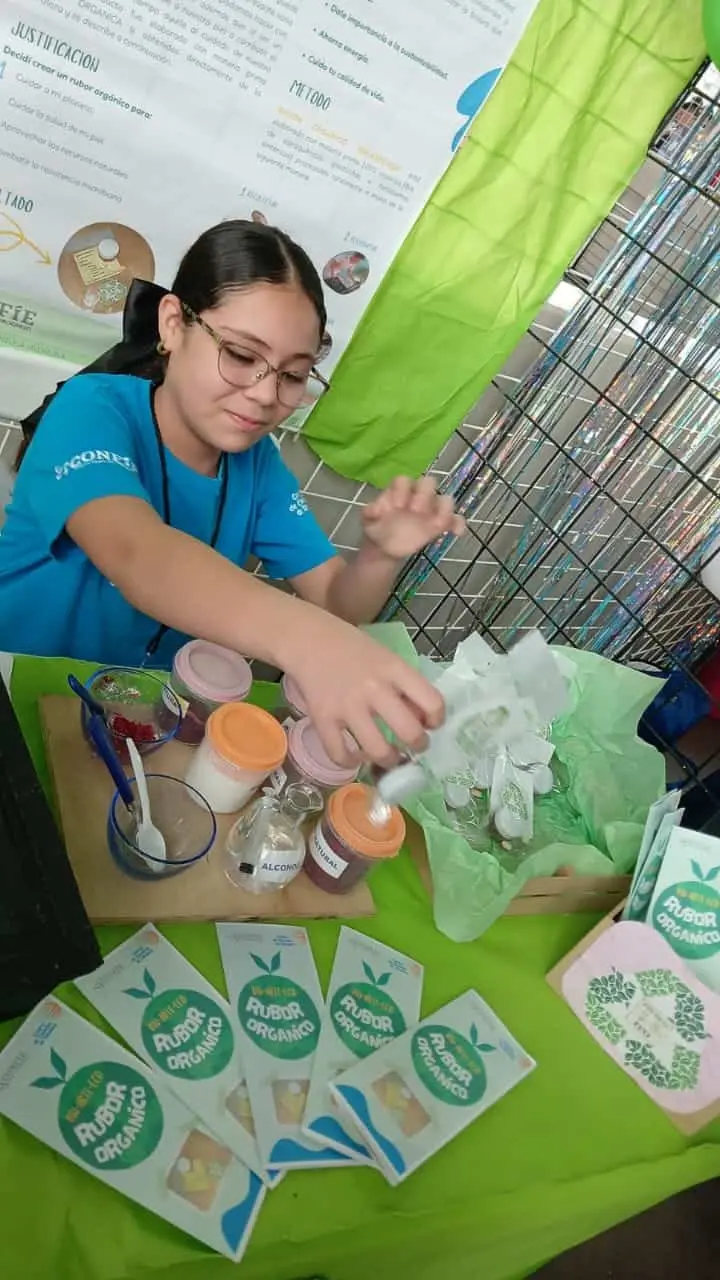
[360,962,391,988]
[50,1048,67,1080]
[706,865,720,884]
[691,859,704,881]
[123,968,156,1001]
[251,952,282,974]
[31,1048,68,1090]
[469,1024,496,1054]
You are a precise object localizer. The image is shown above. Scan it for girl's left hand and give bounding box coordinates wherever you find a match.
[361,476,465,561]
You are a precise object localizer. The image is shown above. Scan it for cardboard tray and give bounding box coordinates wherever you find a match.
[547,904,720,1134]
[40,696,375,925]
[405,816,631,915]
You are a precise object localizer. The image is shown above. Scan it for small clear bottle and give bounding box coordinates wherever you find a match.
[224,783,324,893]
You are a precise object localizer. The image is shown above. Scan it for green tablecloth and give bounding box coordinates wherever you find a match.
[3,656,720,1280]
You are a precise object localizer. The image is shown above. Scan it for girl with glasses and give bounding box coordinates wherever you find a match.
[0,220,463,766]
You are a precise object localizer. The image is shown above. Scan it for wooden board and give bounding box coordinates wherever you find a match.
[405,816,631,916]
[40,696,375,925]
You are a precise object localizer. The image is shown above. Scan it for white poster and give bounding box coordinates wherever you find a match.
[0,0,538,370]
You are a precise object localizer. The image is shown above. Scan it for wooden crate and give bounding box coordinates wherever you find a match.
[405,816,631,916]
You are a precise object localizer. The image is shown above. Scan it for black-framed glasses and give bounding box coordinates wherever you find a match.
[182,304,330,409]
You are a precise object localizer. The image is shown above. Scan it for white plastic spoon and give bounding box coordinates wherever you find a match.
[126,738,167,873]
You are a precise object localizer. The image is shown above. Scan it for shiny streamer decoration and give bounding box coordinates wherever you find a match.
[386,66,720,669]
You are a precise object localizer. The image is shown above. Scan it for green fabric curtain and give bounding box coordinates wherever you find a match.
[304,0,706,487]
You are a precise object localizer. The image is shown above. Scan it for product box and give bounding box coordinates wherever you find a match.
[647,827,720,993]
[0,999,265,1261]
[547,907,720,1133]
[330,989,535,1184]
[303,927,423,1161]
[623,792,682,922]
[75,924,267,1181]
[217,923,351,1169]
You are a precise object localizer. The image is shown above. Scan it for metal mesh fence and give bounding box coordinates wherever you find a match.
[384,61,720,824]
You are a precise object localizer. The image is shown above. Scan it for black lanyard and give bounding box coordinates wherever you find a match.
[145,391,229,660]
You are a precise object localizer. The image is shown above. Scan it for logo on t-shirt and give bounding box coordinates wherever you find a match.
[54,451,138,480]
[289,491,309,517]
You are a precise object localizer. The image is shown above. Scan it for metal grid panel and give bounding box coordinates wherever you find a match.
[386,62,720,671]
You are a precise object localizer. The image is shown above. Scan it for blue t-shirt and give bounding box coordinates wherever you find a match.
[0,374,335,667]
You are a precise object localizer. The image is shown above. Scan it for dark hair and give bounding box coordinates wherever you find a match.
[16,220,326,469]
[173,220,326,332]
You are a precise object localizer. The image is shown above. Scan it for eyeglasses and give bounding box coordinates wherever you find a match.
[181,304,330,409]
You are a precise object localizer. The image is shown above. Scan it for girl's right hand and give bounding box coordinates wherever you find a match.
[285,621,444,767]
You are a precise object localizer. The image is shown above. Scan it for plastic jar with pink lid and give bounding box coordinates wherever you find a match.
[269,717,359,798]
[275,673,308,725]
[171,640,252,745]
[304,782,406,894]
[185,702,287,813]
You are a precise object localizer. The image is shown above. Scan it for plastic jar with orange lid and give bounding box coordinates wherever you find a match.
[185,703,287,813]
[304,782,405,894]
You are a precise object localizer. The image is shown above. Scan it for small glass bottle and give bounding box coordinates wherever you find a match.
[224,783,324,893]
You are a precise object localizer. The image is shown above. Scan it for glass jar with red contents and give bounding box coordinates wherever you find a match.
[304,783,405,894]
[80,667,181,764]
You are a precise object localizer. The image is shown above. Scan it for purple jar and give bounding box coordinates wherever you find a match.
[171,641,252,745]
[275,673,309,726]
[269,717,359,798]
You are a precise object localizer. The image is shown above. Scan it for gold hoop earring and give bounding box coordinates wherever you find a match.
[156,340,168,356]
